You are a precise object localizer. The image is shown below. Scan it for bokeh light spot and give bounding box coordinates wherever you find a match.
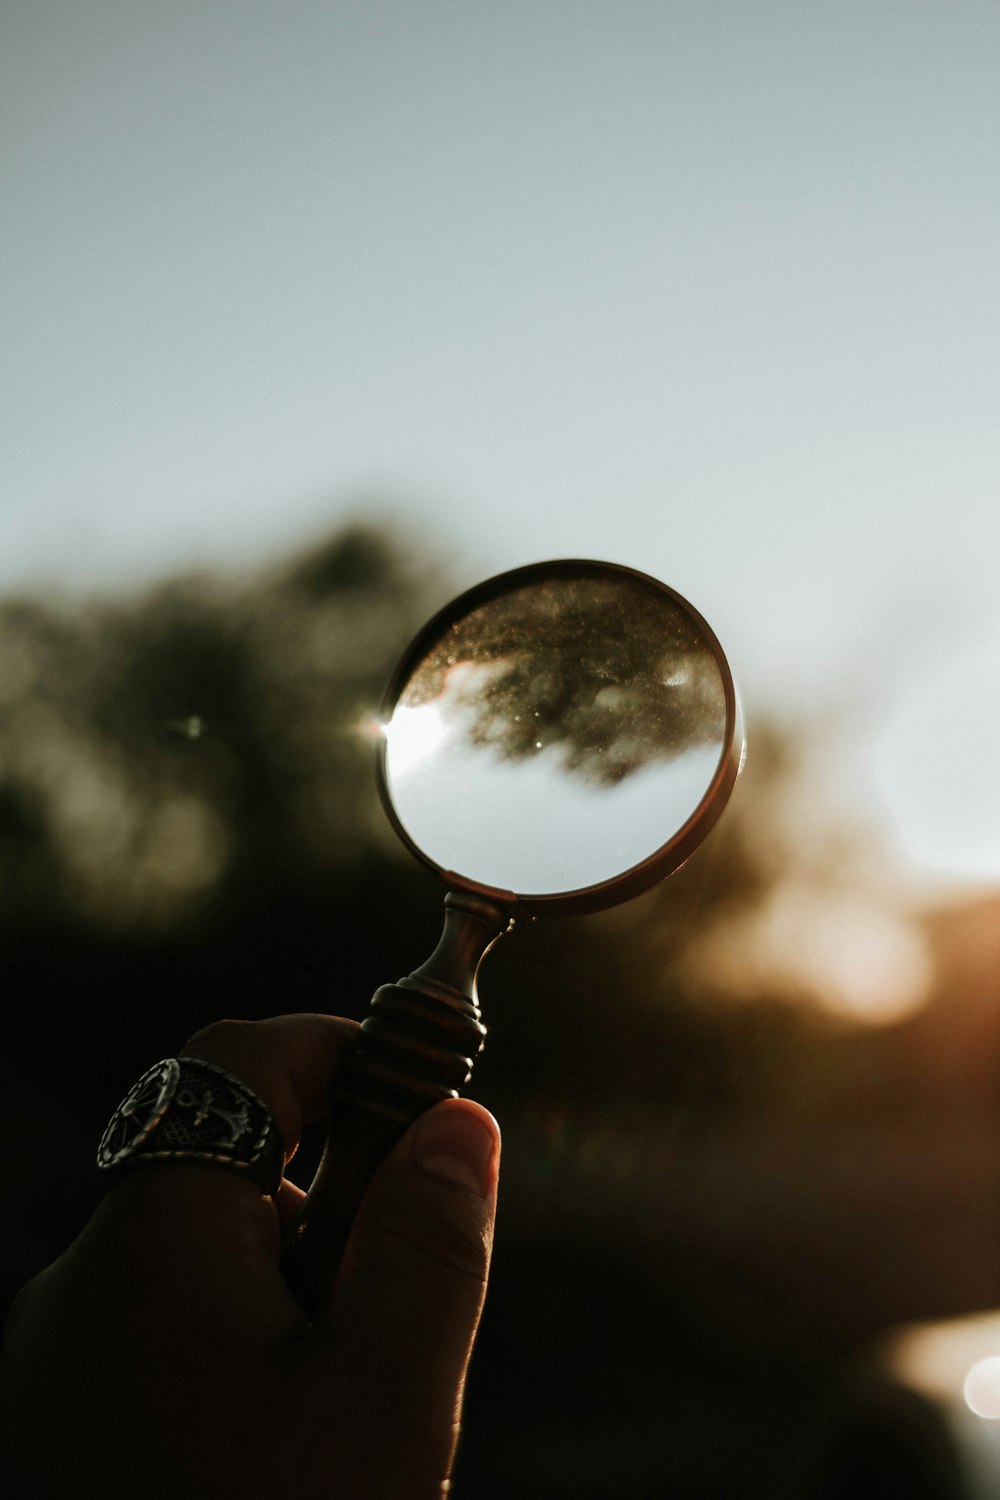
[964,1356,1000,1420]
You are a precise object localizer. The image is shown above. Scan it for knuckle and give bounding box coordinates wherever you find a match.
[182,1017,256,1060]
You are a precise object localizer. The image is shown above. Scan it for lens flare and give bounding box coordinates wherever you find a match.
[382,701,450,776]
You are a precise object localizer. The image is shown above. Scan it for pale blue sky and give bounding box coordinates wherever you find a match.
[2,1,998,877]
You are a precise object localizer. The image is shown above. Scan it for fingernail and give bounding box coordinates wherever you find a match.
[412,1108,498,1197]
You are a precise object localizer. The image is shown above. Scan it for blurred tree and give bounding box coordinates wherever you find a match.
[404,569,725,786]
[0,528,431,941]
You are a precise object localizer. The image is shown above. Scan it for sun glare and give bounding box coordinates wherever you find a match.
[681,884,933,1025]
[888,1316,1000,1410]
[382,701,450,777]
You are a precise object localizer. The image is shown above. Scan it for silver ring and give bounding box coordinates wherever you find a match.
[97,1057,284,1196]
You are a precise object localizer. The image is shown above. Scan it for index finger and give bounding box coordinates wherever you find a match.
[181,1013,360,1167]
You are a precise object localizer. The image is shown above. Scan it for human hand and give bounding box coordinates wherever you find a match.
[0,1015,500,1500]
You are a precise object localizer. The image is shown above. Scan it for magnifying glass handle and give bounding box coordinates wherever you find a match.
[281,891,512,1321]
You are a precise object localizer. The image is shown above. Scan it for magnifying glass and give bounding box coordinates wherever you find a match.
[283,559,744,1314]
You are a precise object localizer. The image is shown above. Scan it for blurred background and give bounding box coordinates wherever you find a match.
[2,3,998,1495]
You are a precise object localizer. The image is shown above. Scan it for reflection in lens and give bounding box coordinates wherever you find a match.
[399,574,725,787]
[383,568,730,897]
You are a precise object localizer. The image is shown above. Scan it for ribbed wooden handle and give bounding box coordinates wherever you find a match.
[280,893,510,1320]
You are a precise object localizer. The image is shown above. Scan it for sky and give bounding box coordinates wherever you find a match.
[2,0,998,885]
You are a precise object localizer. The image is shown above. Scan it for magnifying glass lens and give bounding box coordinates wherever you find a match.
[380,562,742,911]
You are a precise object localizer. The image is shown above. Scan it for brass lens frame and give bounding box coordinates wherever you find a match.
[376,559,744,917]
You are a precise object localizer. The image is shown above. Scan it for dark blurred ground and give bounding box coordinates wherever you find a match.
[1,525,997,1498]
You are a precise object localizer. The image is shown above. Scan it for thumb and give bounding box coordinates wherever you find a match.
[319,1099,500,1483]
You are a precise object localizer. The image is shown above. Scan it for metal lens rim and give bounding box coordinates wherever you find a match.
[376,558,744,917]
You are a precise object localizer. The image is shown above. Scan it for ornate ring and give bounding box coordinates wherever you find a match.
[97,1057,284,1197]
